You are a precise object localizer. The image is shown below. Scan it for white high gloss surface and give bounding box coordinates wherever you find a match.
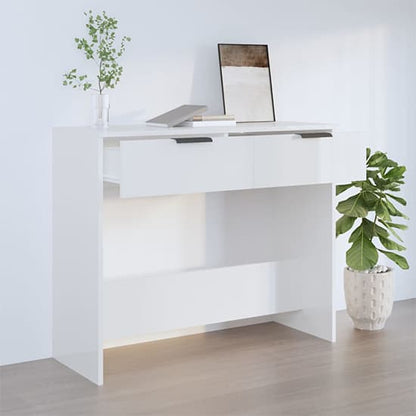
[119,135,253,197]
[52,127,103,385]
[99,121,333,139]
[52,123,365,384]
[103,131,365,198]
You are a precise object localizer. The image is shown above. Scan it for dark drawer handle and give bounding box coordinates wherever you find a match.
[299,132,333,139]
[173,137,213,144]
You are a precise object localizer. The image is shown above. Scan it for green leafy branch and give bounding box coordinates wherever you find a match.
[63,10,131,94]
[336,148,409,271]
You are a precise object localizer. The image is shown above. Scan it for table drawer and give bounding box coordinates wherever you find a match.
[105,136,253,198]
[253,133,365,188]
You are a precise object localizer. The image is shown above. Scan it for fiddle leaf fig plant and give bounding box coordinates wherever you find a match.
[336,148,409,271]
[63,10,131,94]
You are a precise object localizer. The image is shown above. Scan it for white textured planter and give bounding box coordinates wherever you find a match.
[344,267,393,330]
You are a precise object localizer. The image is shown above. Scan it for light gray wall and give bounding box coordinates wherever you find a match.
[1,0,415,365]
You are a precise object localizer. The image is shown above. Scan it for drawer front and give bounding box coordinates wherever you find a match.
[253,133,366,188]
[120,136,253,197]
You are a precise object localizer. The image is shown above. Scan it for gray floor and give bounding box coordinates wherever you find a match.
[1,300,415,416]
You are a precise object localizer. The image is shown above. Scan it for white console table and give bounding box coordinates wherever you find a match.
[52,122,365,385]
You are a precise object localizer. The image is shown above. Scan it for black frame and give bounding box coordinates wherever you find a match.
[217,43,276,123]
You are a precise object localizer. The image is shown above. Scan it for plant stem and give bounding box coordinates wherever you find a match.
[98,59,103,94]
[98,30,103,94]
[372,199,380,240]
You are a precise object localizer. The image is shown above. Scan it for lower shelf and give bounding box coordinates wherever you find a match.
[103,262,303,345]
[103,315,275,349]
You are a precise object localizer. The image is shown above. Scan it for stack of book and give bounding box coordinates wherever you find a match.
[179,114,236,127]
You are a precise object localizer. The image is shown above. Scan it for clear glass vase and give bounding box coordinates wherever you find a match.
[92,93,110,127]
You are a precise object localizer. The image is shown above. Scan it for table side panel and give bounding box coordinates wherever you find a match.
[52,127,103,385]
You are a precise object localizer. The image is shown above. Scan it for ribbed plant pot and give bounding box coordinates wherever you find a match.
[344,267,393,330]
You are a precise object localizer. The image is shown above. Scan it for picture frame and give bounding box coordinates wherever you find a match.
[218,43,276,123]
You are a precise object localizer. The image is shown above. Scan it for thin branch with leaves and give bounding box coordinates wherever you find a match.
[63,10,131,94]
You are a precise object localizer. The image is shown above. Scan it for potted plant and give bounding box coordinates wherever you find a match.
[63,10,131,127]
[336,148,409,330]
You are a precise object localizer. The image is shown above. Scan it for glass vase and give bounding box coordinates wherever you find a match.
[92,93,110,128]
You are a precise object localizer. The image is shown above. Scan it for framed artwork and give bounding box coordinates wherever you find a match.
[218,43,276,123]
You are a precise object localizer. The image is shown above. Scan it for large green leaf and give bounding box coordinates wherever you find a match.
[379,250,409,270]
[336,215,356,237]
[385,183,403,191]
[376,201,392,221]
[373,223,389,238]
[384,222,408,230]
[349,223,364,243]
[387,186,401,192]
[336,184,354,196]
[380,159,398,168]
[378,236,406,252]
[362,178,379,191]
[366,169,378,180]
[373,176,389,190]
[362,218,376,237]
[380,220,404,242]
[367,152,387,168]
[384,200,409,220]
[386,194,407,206]
[361,218,389,239]
[362,191,379,209]
[384,199,401,216]
[384,166,406,180]
[336,194,368,218]
[346,236,378,271]
[383,199,409,220]
[348,219,375,243]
